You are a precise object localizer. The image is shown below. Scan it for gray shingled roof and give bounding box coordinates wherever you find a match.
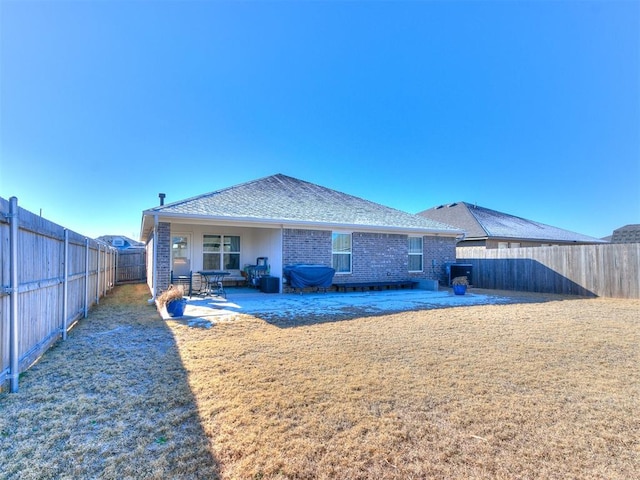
[143,174,461,234]
[418,202,605,243]
[611,224,640,244]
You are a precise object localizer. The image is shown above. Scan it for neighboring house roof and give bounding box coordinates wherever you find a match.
[141,174,462,238]
[417,202,605,244]
[97,235,145,249]
[610,224,640,243]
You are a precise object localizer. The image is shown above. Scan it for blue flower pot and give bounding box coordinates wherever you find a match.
[453,285,467,295]
[166,298,187,317]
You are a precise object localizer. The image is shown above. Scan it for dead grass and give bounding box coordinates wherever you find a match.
[1,284,639,479]
[0,285,218,480]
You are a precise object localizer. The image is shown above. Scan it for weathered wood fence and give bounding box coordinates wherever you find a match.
[457,244,640,299]
[116,249,146,284]
[0,196,116,393]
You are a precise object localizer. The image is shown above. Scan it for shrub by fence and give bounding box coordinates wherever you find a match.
[457,244,640,299]
[1,196,116,393]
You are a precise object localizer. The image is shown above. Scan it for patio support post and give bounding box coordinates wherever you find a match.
[8,197,20,393]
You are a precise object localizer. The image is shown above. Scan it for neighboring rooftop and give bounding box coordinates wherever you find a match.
[97,235,144,249]
[610,224,640,244]
[417,202,605,244]
[142,174,462,237]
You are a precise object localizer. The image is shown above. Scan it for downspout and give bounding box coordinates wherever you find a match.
[148,213,159,302]
[9,197,19,393]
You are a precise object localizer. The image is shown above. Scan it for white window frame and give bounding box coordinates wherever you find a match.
[408,236,423,272]
[171,233,192,274]
[203,234,241,272]
[332,232,352,274]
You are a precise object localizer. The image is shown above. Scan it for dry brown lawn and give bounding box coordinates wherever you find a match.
[1,284,638,479]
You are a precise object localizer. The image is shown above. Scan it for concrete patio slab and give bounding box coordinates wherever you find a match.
[160,287,515,327]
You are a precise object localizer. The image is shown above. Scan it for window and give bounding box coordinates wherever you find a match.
[203,235,240,271]
[332,232,352,273]
[408,236,423,272]
[172,235,191,275]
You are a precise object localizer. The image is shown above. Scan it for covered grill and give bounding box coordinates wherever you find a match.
[283,264,336,291]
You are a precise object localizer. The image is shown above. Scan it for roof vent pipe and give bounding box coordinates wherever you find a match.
[159,193,166,206]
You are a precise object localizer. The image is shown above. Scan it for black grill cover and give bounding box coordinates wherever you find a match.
[283,265,336,288]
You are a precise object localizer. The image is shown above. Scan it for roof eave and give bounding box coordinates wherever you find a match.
[141,211,463,237]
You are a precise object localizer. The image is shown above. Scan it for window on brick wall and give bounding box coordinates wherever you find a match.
[203,235,241,271]
[332,232,352,274]
[408,236,423,272]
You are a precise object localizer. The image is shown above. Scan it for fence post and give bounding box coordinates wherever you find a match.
[8,197,19,393]
[62,229,69,341]
[84,238,89,318]
[96,243,100,304]
[102,246,104,297]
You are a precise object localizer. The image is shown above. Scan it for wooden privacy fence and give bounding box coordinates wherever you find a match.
[116,249,146,284]
[0,196,116,393]
[457,244,640,299]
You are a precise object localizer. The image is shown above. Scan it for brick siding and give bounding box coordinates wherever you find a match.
[424,236,458,284]
[283,228,457,285]
[283,229,332,266]
[156,222,171,293]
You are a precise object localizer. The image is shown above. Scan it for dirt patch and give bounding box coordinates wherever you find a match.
[1,284,638,479]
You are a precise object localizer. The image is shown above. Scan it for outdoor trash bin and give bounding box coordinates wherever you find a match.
[260,276,279,293]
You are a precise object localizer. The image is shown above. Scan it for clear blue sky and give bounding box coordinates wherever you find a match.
[1,0,638,240]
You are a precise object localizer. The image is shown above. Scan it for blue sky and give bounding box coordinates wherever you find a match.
[1,0,638,240]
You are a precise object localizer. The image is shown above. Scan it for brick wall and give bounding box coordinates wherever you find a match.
[424,236,458,284]
[348,232,408,283]
[156,222,171,293]
[283,229,332,266]
[283,228,457,285]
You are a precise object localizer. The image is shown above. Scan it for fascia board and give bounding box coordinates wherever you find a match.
[145,211,463,238]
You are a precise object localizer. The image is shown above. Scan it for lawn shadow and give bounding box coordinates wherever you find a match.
[0,284,220,479]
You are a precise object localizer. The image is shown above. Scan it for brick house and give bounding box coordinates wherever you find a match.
[140,174,463,295]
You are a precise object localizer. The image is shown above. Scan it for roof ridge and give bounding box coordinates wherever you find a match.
[458,202,491,237]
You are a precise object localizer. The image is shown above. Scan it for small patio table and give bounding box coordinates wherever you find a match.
[197,270,230,298]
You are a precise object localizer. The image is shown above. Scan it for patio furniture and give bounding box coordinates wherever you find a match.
[171,258,192,295]
[245,257,269,288]
[197,270,230,298]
